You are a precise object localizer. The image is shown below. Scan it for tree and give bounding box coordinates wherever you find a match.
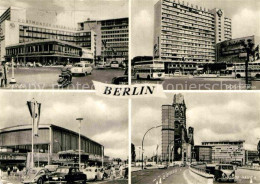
[131,143,136,162]
[241,39,255,88]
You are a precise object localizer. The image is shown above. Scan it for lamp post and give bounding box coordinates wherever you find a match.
[142,125,162,170]
[76,118,83,167]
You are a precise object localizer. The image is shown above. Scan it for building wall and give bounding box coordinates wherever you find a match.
[154,0,162,59]
[202,141,245,165]
[154,0,232,63]
[52,126,102,156]
[0,128,50,147]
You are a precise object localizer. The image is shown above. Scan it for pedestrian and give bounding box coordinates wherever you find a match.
[7,167,10,177]
[0,61,8,87]
[119,165,123,178]
[110,165,115,180]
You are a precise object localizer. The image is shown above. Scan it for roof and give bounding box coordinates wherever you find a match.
[6,39,82,49]
[202,140,245,143]
[79,17,128,24]
[0,124,102,146]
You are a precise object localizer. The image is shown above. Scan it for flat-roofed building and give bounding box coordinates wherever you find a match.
[194,145,212,163]
[0,7,96,63]
[202,140,245,165]
[0,124,104,167]
[78,17,129,63]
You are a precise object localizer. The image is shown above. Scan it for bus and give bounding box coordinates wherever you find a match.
[133,60,165,80]
[228,61,260,78]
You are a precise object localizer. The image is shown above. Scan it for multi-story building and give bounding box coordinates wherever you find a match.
[0,6,96,63]
[216,35,260,63]
[0,124,105,168]
[202,140,246,165]
[245,150,259,164]
[78,18,129,63]
[194,145,213,163]
[161,94,194,163]
[154,0,232,74]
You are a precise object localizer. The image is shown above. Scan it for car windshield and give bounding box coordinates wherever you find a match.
[74,64,83,67]
[56,168,69,173]
[221,165,233,170]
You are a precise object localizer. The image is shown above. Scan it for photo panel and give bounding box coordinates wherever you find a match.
[0,0,129,90]
[0,91,128,184]
[131,92,260,183]
[131,0,260,90]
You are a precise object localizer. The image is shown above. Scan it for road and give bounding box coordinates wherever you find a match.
[131,167,260,184]
[131,166,188,184]
[132,77,259,90]
[2,67,124,90]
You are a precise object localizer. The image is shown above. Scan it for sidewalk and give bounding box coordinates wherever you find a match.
[240,166,260,171]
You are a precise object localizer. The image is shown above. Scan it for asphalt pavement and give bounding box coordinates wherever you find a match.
[2,67,124,90]
[131,166,188,184]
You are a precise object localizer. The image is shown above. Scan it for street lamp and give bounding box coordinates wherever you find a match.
[142,125,162,170]
[76,118,83,167]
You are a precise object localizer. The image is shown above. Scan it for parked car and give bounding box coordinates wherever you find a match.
[26,62,34,67]
[157,164,168,169]
[47,167,86,184]
[110,61,119,68]
[22,168,51,184]
[35,63,43,67]
[82,167,104,181]
[71,63,92,76]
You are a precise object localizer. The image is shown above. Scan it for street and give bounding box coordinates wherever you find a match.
[2,67,124,90]
[131,166,188,184]
[132,77,254,90]
[131,167,260,184]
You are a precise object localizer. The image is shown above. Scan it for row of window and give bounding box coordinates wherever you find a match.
[101,34,128,38]
[101,30,128,34]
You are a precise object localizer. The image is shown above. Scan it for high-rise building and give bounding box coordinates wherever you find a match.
[161,94,194,162]
[202,140,246,165]
[153,0,232,73]
[78,18,129,63]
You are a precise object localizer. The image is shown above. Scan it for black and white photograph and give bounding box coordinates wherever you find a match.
[0,91,128,184]
[0,0,129,90]
[131,92,260,184]
[131,0,260,90]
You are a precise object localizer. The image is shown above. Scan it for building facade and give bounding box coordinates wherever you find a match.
[153,0,232,73]
[78,18,129,63]
[216,35,260,63]
[202,140,246,165]
[194,145,212,163]
[245,150,259,164]
[0,7,96,63]
[0,124,104,167]
[161,94,194,163]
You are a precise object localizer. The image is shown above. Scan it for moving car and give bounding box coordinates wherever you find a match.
[82,167,104,181]
[47,166,86,184]
[71,63,92,76]
[111,68,128,85]
[22,168,51,184]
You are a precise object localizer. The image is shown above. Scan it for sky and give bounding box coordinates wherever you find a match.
[131,0,260,58]
[0,0,128,28]
[132,92,260,158]
[0,91,128,160]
